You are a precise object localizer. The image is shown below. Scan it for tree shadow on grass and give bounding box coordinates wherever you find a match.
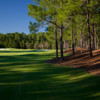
[0,52,100,100]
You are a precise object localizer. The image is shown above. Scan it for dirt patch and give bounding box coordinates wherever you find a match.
[46,48,100,76]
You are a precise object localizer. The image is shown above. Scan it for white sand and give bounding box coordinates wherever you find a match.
[0,48,9,50]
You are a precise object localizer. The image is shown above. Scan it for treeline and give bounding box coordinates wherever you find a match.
[0,0,100,60]
[28,0,100,60]
[0,32,55,49]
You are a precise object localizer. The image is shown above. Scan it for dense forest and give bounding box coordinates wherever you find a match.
[0,31,55,49]
[0,0,100,60]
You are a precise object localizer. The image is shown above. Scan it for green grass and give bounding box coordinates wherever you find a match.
[0,49,100,100]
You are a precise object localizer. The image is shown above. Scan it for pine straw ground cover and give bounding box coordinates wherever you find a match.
[0,49,100,100]
[47,48,100,76]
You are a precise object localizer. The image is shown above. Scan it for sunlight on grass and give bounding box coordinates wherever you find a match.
[92,92,100,97]
[0,49,55,56]
[9,66,45,73]
[52,73,90,84]
[0,49,100,100]
[68,74,90,81]
[0,81,33,86]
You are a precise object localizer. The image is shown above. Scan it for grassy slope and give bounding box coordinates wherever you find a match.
[0,49,100,100]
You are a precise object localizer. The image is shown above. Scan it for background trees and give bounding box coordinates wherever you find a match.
[0,0,100,60]
[0,32,55,49]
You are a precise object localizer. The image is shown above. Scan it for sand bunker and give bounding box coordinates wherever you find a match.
[0,48,9,50]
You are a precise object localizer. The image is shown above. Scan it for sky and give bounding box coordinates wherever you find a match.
[0,0,46,34]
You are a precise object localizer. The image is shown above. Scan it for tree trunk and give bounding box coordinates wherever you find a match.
[86,0,93,57]
[92,10,95,50]
[92,24,95,50]
[64,40,66,50]
[60,25,64,60]
[97,35,99,49]
[42,44,43,50]
[54,25,58,58]
[80,30,83,53]
[71,25,75,55]
[94,27,97,49]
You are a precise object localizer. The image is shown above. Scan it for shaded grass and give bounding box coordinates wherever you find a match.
[0,49,100,100]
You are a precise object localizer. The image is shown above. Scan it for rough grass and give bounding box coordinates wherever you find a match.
[0,49,100,100]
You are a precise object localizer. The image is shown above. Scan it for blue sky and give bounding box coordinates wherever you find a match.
[0,0,45,34]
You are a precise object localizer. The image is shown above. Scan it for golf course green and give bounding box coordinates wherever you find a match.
[0,49,100,100]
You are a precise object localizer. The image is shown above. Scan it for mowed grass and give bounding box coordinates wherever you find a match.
[0,49,100,100]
